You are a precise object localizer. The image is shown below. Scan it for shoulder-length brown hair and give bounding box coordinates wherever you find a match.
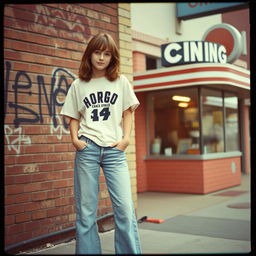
[79,33,120,82]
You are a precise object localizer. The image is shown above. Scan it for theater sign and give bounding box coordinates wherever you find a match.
[161,41,227,66]
[161,23,245,67]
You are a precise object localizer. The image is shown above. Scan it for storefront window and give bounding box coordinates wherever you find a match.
[202,89,224,153]
[146,55,162,70]
[148,87,240,156]
[149,88,199,155]
[224,92,239,151]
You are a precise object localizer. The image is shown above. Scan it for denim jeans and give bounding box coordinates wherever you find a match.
[74,136,141,254]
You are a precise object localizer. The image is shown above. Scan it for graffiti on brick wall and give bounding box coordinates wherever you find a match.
[4,61,76,153]
[12,4,91,42]
[4,125,31,154]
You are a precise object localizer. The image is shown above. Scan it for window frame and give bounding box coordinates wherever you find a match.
[146,86,241,159]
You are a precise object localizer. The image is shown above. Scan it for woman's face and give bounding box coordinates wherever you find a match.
[91,48,112,72]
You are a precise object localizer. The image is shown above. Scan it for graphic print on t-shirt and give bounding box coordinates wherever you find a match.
[83,91,118,122]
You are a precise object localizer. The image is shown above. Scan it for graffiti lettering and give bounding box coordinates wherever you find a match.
[9,70,40,127]
[4,61,76,153]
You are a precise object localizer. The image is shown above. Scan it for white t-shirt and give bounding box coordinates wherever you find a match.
[60,75,140,147]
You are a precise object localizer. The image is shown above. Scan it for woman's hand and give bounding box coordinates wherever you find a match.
[111,138,130,152]
[72,138,87,151]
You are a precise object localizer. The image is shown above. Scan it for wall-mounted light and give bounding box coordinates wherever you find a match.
[178,102,189,108]
[172,95,191,102]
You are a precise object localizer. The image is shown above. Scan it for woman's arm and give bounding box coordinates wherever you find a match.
[111,108,133,151]
[69,117,86,150]
[122,107,133,143]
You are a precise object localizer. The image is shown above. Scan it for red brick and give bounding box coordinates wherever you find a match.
[7,223,25,235]
[5,215,15,225]
[16,155,34,164]
[5,196,15,205]
[61,152,74,161]
[60,187,74,196]
[24,182,41,193]
[4,50,22,61]
[41,181,53,190]
[4,156,16,165]
[6,204,24,215]
[47,189,61,199]
[32,210,47,220]
[15,213,31,223]
[25,221,41,232]
[62,170,73,179]
[13,61,30,71]
[15,193,31,203]
[53,162,68,171]
[24,202,41,212]
[15,174,32,184]
[38,163,54,172]
[67,161,74,169]
[47,153,62,162]
[69,196,75,204]
[47,207,61,217]
[5,175,15,185]
[23,126,41,135]
[40,199,55,209]
[55,197,69,207]
[31,191,47,201]
[31,172,47,182]
[61,205,73,215]
[54,144,68,152]
[33,229,50,238]
[53,179,68,189]
[5,184,24,195]
[47,171,62,180]
[12,231,33,245]
[67,178,74,186]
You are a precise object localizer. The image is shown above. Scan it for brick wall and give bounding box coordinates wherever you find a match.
[118,3,139,208]
[4,3,137,248]
[203,157,241,193]
[144,157,241,194]
[146,159,204,193]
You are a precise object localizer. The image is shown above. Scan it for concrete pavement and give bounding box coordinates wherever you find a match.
[18,174,251,254]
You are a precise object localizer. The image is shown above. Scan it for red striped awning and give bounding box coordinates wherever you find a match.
[133,63,250,92]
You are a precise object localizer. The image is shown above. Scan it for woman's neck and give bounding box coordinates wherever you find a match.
[92,69,105,78]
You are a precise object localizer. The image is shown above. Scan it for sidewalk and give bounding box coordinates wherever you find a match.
[19,174,251,254]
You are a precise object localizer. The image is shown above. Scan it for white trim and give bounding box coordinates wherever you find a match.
[145,151,242,160]
[134,63,250,77]
[133,63,250,92]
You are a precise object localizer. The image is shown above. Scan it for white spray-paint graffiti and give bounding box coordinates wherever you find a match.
[50,115,70,140]
[4,125,32,154]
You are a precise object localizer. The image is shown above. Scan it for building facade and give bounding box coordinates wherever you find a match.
[4,3,137,250]
[131,3,250,193]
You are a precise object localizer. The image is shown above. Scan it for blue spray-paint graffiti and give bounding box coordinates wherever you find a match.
[4,61,76,152]
[5,61,75,128]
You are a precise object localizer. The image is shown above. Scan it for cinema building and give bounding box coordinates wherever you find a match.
[131,3,250,194]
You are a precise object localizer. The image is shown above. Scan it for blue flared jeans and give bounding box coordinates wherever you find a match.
[74,136,141,254]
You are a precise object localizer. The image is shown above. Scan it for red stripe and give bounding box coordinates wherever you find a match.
[134,66,250,81]
[134,77,250,90]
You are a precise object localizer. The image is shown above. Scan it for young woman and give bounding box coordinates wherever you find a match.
[60,33,141,254]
